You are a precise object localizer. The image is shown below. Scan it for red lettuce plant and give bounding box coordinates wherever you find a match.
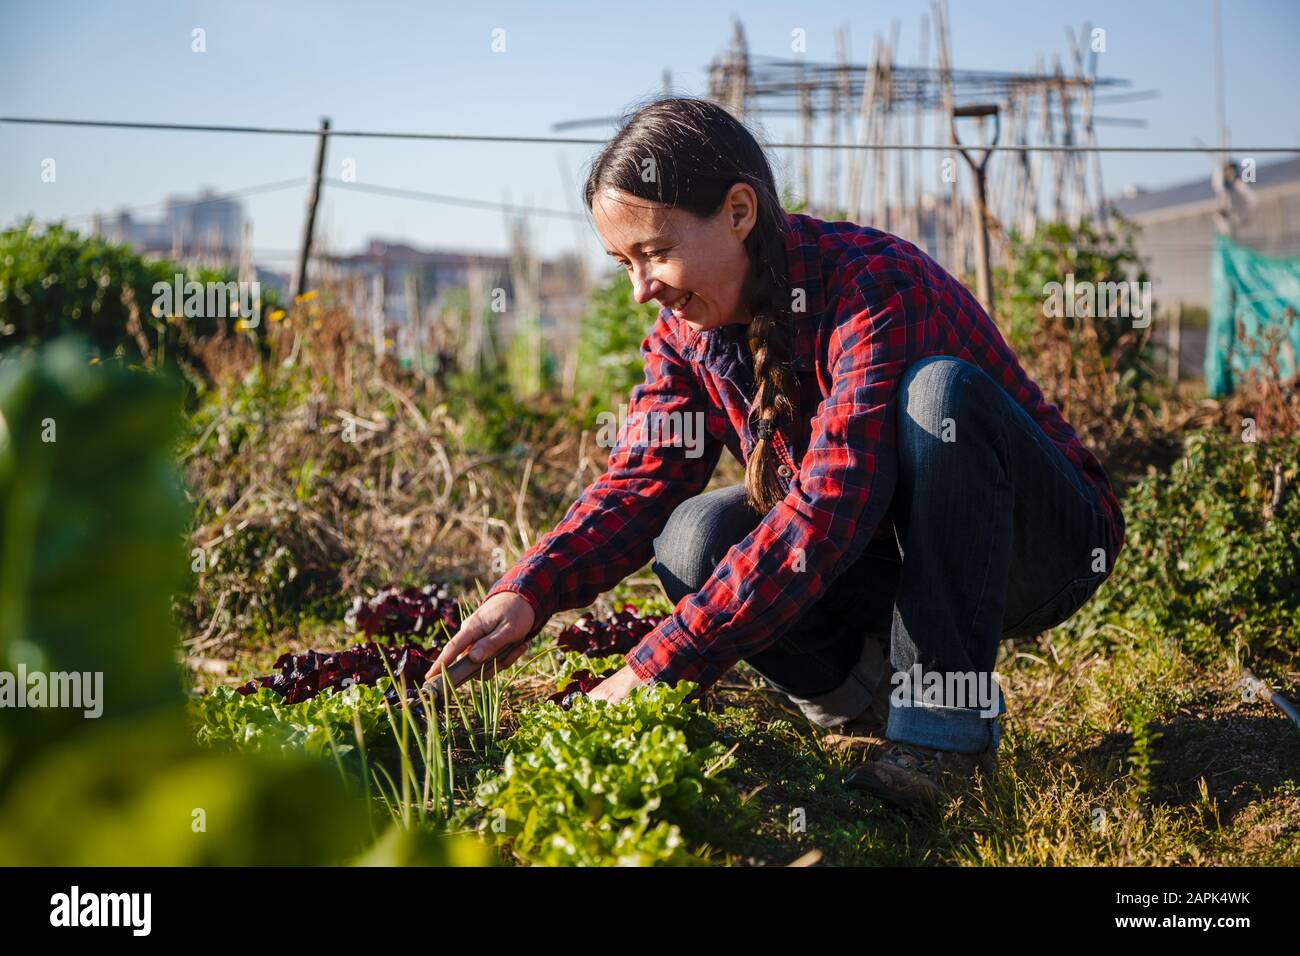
[345,584,461,639]
[236,642,440,705]
[554,605,664,657]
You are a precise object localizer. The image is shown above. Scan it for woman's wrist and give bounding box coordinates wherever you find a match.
[485,583,545,639]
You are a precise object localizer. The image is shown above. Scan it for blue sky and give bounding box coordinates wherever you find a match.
[1,0,1297,274]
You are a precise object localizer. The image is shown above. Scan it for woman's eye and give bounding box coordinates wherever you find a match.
[645,249,669,260]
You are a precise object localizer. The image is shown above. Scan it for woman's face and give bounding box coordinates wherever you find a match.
[591,183,757,333]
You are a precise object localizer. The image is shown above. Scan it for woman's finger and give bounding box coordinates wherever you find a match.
[468,619,525,663]
[428,613,495,676]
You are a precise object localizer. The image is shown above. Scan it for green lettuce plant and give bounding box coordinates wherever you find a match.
[473,683,744,866]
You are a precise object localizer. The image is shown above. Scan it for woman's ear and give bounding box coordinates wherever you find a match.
[725,183,758,241]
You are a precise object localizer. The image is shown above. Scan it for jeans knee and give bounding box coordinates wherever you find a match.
[652,505,703,594]
[652,487,750,600]
[897,356,993,464]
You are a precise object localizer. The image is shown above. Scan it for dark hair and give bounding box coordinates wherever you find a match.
[582,95,796,514]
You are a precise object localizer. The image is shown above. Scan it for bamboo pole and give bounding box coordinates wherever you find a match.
[933,0,961,273]
[1014,88,1036,236]
[1064,30,1092,224]
[884,21,900,231]
[827,26,846,215]
[1051,57,1068,222]
[876,37,894,230]
[370,271,385,362]
[913,15,929,246]
[847,35,880,223]
[799,80,814,210]
[1084,25,1107,225]
[1033,57,1053,234]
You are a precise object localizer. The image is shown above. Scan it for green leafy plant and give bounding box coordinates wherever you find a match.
[1003,214,1150,358]
[473,683,744,866]
[996,216,1159,448]
[0,220,276,378]
[553,650,628,689]
[1061,431,1300,662]
[192,683,393,759]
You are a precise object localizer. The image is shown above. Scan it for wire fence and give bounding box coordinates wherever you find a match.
[5,114,1297,266]
[3,115,1299,153]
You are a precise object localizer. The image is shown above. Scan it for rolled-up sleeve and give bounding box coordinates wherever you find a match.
[485,312,724,634]
[625,264,933,688]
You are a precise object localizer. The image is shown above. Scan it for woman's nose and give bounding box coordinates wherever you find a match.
[630,269,664,306]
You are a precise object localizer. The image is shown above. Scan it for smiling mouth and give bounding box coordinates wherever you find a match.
[665,292,694,316]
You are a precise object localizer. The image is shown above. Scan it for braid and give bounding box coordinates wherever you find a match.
[743,219,797,515]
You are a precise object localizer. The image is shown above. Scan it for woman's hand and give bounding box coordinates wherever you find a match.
[586,664,649,705]
[426,591,537,683]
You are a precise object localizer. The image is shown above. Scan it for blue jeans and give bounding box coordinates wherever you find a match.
[651,356,1114,754]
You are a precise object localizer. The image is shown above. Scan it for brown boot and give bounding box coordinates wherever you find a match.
[844,740,997,812]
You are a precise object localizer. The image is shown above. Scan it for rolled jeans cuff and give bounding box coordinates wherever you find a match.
[886,692,1007,754]
[784,637,891,729]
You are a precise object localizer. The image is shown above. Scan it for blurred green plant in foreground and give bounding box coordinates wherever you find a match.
[0,339,488,865]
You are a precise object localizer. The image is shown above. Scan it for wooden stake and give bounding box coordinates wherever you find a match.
[405,270,422,371]
[293,117,330,300]
[370,270,385,362]
[1169,301,1183,394]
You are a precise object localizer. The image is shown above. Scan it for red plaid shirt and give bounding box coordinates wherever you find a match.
[486,212,1125,689]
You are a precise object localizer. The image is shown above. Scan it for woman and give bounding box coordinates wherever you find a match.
[427,96,1125,812]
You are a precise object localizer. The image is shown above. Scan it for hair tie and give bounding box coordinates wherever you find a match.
[754,419,774,442]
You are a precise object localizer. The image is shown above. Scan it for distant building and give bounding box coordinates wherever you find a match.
[1111,156,1300,310]
[327,240,513,328]
[93,190,291,297]
[96,188,244,264]
[326,238,587,368]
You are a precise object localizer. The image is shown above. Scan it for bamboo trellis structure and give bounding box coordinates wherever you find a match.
[703,5,1137,279]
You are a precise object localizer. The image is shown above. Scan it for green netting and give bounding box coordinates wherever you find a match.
[1207,234,1300,397]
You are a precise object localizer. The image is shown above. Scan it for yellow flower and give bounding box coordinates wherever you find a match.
[268,308,286,323]
[295,290,319,304]
[235,318,250,332]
